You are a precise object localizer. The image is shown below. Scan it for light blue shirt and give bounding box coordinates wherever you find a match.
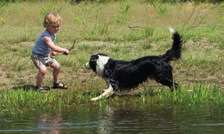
[32,30,56,57]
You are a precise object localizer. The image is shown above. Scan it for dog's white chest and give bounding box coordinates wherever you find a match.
[96,56,109,76]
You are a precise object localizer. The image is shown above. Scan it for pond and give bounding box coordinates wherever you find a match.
[0,103,224,134]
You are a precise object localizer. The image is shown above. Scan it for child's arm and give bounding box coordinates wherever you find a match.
[42,36,69,55]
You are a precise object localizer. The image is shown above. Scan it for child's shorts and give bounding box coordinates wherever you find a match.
[31,53,56,69]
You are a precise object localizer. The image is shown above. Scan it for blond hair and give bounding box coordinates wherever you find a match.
[43,12,61,28]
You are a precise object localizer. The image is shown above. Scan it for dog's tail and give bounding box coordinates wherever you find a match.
[162,28,183,62]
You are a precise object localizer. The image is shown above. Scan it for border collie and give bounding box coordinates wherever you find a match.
[85,28,183,101]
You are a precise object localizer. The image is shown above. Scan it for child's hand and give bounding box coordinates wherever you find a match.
[63,49,69,55]
[50,51,57,56]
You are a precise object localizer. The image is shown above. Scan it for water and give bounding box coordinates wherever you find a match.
[0,104,224,134]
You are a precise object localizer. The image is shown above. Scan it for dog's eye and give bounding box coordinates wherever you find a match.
[90,59,97,66]
[90,59,96,63]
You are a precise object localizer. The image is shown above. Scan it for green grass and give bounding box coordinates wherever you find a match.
[0,0,224,116]
[1,84,223,117]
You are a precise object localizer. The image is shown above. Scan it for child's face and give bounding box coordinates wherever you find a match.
[47,24,60,35]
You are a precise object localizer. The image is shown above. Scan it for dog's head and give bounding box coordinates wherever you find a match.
[85,53,109,77]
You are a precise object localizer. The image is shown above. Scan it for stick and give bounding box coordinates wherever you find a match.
[128,25,144,29]
[68,40,76,51]
[63,40,76,55]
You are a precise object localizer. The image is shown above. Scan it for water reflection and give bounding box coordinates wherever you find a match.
[0,104,224,134]
[93,104,224,134]
[96,105,114,134]
[95,104,181,133]
[37,113,63,134]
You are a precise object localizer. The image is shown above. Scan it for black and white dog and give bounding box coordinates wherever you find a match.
[85,28,183,101]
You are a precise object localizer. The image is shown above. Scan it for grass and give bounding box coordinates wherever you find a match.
[0,0,224,115]
[0,83,223,116]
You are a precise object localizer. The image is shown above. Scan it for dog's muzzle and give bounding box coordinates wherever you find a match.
[85,62,90,69]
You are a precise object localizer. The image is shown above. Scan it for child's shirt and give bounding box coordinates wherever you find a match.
[32,30,56,57]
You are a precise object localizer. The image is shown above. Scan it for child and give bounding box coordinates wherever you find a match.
[31,12,69,90]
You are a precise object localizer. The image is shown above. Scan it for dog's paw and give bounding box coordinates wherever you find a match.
[102,89,107,93]
[91,97,98,101]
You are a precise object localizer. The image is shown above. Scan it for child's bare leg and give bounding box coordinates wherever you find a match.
[36,65,47,86]
[50,61,60,83]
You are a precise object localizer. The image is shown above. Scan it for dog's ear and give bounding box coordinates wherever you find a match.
[91,54,102,64]
[90,55,99,61]
[90,55,98,65]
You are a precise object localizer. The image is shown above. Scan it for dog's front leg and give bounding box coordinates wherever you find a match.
[102,79,110,93]
[91,84,114,101]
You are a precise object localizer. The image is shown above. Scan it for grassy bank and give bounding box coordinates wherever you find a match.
[0,0,224,114]
[0,83,223,116]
